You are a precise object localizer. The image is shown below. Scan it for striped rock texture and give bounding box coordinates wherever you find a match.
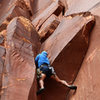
[0,0,100,100]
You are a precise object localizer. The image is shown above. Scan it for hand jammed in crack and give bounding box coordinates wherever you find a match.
[35,51,77,95]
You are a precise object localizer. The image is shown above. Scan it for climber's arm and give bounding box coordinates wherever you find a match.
[35,55,39,68]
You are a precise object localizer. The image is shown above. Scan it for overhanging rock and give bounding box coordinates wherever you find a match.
[40,15,95,100]
[1,16,40,100]
[67,3,100,100]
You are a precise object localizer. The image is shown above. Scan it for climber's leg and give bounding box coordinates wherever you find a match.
[51,74,77,90]
[37,73,46,95]
[39,73,46,89]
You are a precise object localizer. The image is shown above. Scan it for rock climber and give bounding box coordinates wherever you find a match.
[35,51,77,95]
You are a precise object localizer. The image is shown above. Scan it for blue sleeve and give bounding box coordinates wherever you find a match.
[35,54,40,68]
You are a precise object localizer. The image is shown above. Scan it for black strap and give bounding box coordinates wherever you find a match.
[40,64,50,68]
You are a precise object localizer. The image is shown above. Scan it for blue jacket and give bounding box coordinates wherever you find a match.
[35,51,50,68]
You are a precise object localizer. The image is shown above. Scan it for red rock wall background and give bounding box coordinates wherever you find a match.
[0,0,100,100]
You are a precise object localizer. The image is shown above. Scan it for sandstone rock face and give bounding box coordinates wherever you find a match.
[32,0,64,31]
[0,46,5,95]
[0,0,100,100]
[65,0,100,16]
[38,14,60,43]
[41,15,95,64]
[0,35,4,44]
[30,0,53,16]
[67,3,100,100]
[1,17,40,100]
[0,46,5,57]
[0,0,30,32]
[40,15,95,100]
[59,0,68,11]
[90,2,100,16]
[0,30,6,98]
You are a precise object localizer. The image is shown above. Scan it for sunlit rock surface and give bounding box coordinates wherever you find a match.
[38,14,60,43]
[67,3,100,100]
[65,0,100,16]
[40,14,95,100]
[1,16,40,100]
[30,0,54,16]
[0,0,100,100]
[0,0,30,32]
[32,0,64,31]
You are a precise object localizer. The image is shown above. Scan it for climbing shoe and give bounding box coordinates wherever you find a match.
[37,88,45,95]
[68,85,77,90]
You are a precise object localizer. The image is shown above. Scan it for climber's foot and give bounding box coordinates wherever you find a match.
[68,85,77,90]
[37,88,45,95]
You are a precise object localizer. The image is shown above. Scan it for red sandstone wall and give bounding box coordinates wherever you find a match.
[0,0,100,100]
[67,4,100,100]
